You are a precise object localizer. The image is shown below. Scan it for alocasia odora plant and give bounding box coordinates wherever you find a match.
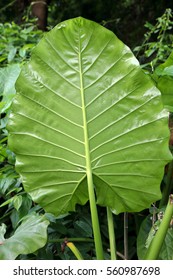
[7,17,172,259]
[0,213,49,259]
[155,50,173,112]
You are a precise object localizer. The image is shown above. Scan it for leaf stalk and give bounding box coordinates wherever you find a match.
[107,207,117,260]
[78,35,104,260]
[66,242,84,260]
[144,194,173,260]
[124,212,128,260]
[159,160,173,207]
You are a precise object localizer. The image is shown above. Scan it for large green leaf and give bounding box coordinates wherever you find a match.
[155,51,173,112]
[0,213,49,260]
[8,17,172,216]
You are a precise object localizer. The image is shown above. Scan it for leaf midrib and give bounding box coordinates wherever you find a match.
[78,33,91,175]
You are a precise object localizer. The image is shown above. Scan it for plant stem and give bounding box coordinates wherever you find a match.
[48,237,94,243]
[87,170,104,259]
[144,194,173,260]
[78,36,104,260]
[159,160,173,207]
[124,212,128,260]
[0,0,17,12]
[107,207,117,260]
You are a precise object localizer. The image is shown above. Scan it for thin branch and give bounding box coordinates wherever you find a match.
[0,0,17,12]
[124,212,128,260]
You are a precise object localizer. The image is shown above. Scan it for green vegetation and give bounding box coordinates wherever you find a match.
[0,7,173,260]
[134,8,173,70]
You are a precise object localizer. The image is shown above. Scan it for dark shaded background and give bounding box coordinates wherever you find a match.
[1,0,173,47]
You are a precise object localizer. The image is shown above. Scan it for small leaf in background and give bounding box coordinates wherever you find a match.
[10,193,33,229]
[74,219,93,237]
[0,176,16,195]
[0,64,21,113]
[0,213,49,260]
[19,48,26,58]
[22,26,34,34]
[0,224,6,243]
[0,56,6,63]
[0,197,13,208]
[159,229,173,259]
[13,195,23,211]
[7,46,17,63]
[156,66,173,76]
[155,51,173,76]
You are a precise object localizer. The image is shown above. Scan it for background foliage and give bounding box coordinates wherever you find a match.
[0,1,173,260]
[1,0,173,46]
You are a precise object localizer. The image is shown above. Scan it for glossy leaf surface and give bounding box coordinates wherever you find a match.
[155,51,173,112]
[0,213,49,260]
[8,17,172,215]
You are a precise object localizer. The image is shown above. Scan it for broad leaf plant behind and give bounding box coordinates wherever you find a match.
[7,17,172,260]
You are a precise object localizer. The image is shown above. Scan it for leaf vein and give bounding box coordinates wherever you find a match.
[32,53,81,94]
[12,132,85,158]
[19,94,83,128]
[92,159,166,170]
[92,137,167,164]
[16,153,85,168]
[83,35,114,74]
[15,112,84,145]
[84,52,128,90]
[45,37,79,73]
[89,95,161,142]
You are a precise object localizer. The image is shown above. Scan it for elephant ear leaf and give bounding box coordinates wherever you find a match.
[0,213,49,260]
[8,17,172,216]
[155,51,173,112]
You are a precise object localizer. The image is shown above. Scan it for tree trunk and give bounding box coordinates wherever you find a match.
[30,0,49,30]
